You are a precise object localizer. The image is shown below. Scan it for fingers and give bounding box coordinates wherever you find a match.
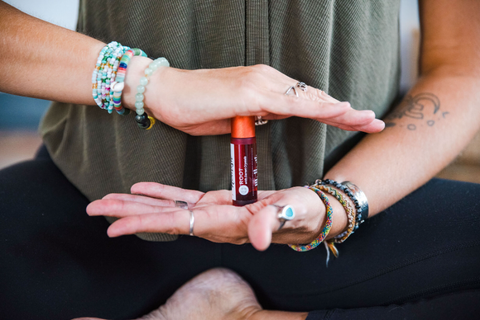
[106,210,190,237]
[247,205,280,251]
[87,198,179,218]
[131,182,204,204]
[106,205,250,241]
[303,86,339,103]
[257,76,383,133]
[103,193,176,207]
[261,92,383,133]
[262,92,351,119]
[350,118,385,132]
[319,109,375,128]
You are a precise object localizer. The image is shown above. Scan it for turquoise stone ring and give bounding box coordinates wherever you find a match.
[274,205,296,230]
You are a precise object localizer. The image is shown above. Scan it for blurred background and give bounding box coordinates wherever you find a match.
[0,0,479,182]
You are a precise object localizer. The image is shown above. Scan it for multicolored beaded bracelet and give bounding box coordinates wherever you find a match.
[92,42,130,111]
[316,185,356,245]
[134,57,170,130]
[288,186,333,252]
[111,48,148,115]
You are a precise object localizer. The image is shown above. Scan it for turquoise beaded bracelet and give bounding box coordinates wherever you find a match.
[134,57,170,130]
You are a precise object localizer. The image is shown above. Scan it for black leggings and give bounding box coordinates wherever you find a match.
[1,148,479,320]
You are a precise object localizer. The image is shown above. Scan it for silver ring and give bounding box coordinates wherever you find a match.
[189,211,195,236]
[175,200,188,210]
[296,82,307,92]
[255,116,268,126]
[285,86,298,97]
[272,205,295,231]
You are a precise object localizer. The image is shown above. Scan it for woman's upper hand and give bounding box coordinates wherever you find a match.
[86,183,328,251]
[123,58,384,136]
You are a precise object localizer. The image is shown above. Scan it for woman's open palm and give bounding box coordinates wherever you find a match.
[87,182,326,251]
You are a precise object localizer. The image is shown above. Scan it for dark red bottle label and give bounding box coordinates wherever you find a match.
[231,138,258,206]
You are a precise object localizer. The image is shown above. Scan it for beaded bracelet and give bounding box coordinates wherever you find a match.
[316,185,356,244]
[111,48,148,115]
[288,186,333,252]
[92,42,130,112]
[134,57,170,130]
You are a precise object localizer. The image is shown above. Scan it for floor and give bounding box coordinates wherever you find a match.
[0,131,43,169]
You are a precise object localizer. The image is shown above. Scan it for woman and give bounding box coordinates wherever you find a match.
[1,0,479,319]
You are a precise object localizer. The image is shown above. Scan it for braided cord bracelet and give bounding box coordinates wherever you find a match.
[316,185,356,244]
[288,186,333,252]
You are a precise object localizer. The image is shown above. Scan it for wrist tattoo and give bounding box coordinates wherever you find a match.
[384,93,448,131]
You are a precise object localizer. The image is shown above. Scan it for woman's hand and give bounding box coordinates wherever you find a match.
[123,58,384,136]
[86,183,332,251]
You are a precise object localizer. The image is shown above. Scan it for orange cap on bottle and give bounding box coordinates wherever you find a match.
[231,116,255,138]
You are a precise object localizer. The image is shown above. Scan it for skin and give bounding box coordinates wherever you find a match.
[0,1,383,136]
[2,0,480,319]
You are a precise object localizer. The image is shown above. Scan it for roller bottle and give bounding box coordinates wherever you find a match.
[231,116,258,206]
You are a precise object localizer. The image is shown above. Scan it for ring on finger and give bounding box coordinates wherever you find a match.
[296,81,307,92]
[285,81,307,97]
[189,210,195,236]
[175,200,189,210]
[255,116,268,126]
[272,205,296,231]
[285,86,298,97]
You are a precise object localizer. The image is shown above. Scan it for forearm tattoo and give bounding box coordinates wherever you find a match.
[385,93,449,130]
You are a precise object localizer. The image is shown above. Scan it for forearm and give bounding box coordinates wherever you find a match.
[0,1,105,104]
[325,69,480,217]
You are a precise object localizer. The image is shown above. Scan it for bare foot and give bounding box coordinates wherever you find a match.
[138,268,262,320]
[74,268,262,320]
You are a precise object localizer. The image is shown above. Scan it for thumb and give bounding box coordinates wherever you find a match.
[247,205,280,251]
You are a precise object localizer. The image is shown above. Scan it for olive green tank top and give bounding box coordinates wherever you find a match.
[40,0,400,241]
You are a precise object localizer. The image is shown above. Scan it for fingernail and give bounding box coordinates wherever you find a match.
[374,119,385,130]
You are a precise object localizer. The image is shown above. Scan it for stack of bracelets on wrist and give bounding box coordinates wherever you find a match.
[288,180,369,265]
[92,41,131,113]
[317,179,369,228]
[92,41,170,130]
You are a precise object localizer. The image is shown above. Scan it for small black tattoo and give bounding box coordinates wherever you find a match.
[384,93,445,130]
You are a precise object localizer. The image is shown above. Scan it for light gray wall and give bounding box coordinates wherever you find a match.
[4,0,79,30]
[399,0,420,94]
